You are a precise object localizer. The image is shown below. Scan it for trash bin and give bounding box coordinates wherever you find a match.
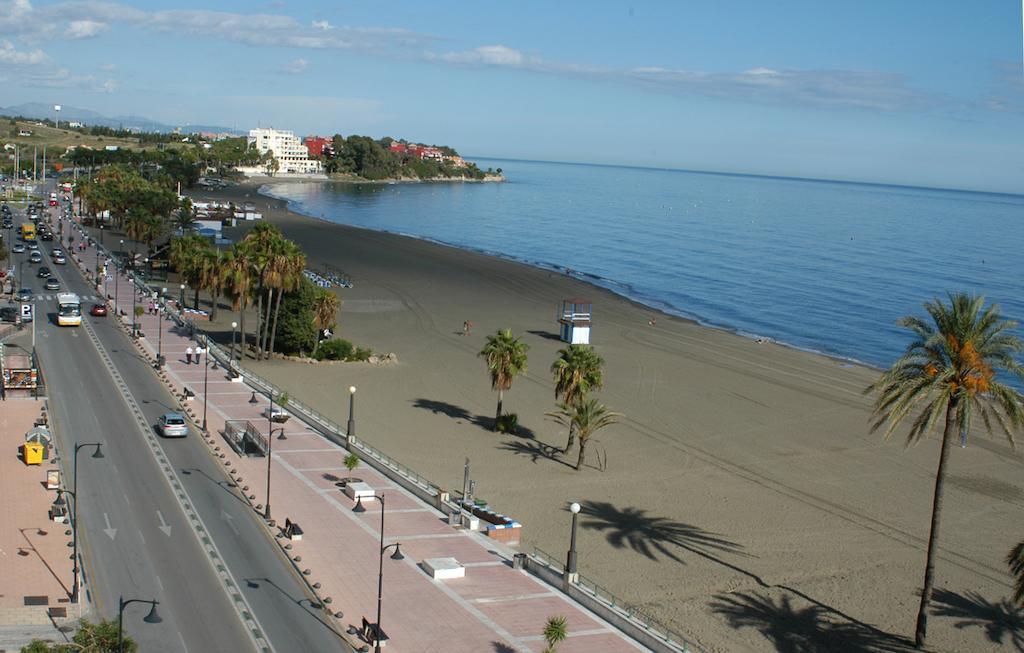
[512,553,528,570]
[22,442,44,465]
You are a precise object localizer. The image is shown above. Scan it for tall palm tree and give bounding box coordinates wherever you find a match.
[223,246,254,358]
[1008,540,1024,606]
[172,197,196,235]
[479,329,529,431]
[169,234,209,308]
[197,247,224,319]
[547,398,620,470]
[551,344,605,452]
[266,241,305,358]
[242,223,282,358]
[311,288,341,357]
[866,293,1024,648]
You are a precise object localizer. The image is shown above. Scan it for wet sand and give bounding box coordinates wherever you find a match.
[188,180,1023,652]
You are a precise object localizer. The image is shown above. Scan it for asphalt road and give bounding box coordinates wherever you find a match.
[13,197,350,653]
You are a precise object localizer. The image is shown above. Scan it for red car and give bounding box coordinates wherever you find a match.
[49,199,57,207]
[90,304,108,317]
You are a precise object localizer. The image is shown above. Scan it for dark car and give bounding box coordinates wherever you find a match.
[16,288,32,303]
[40,231,53,241]
[0,305,17,323]
[36,266,51,278]
[90,304,108,317]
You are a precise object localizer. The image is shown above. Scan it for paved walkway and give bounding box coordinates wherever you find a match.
[73,225,650,653]
[0,377,77,628]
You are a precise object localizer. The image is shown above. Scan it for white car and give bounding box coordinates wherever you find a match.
[157,413,189,438]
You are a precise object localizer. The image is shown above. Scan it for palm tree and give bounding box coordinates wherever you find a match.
[541,615,568,653]
[547,398,620,470]
[168,234,209,308]
[267,241,306,358]
[197,247,225,319]
[866,293,1024,648]
[479,329,529,431]
[311,288,341,357]
[551,344,605,452]
[223,246,254,358]
[1008,540,1024,606]
[172,197,196,235]
[242,223,282,357]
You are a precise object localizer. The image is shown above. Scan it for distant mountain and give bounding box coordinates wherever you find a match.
[0,103,241,135]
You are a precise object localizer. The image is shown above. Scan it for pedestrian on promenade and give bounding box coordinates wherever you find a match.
[194,345,204,365]
[186,346,193,364]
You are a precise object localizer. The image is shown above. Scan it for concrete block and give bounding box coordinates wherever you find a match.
[421,557,465,580]
[344,481,375,501]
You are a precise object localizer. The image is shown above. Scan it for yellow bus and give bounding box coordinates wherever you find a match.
[20,223,36,241]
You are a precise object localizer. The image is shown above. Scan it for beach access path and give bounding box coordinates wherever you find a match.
[75,228,652,653]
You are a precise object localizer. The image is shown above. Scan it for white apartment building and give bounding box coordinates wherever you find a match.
[246,128,323,175]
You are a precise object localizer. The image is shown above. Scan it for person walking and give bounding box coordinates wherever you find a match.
[185,346,193,365]
[194,344,204,365]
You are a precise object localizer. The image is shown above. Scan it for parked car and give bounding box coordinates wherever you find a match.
[16,288,32,302]
[0,305,17,323]
[36,266,51,278]
[90,304,108,317]
[157,413,189,438]
[44,277,60,291]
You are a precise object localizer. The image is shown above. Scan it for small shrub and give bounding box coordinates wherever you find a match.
[344,452,360,473]
[314,338,372,362]
[495,412,519,434]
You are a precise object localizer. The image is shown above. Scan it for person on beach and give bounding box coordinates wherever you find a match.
[466,321,473,335]
[462,321,469,336]
[185,346,193,364]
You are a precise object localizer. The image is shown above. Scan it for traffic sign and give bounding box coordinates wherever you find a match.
[21,303,33,321]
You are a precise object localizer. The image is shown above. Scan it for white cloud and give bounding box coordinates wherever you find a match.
[67,19,108,39]
[435,44,527,67]
[279,58,308,74]
[311,19,331,31]
[101,62,116,71]
[0,38,47,64]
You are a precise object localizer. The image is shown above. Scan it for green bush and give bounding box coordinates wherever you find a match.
[495,412,519,434]
[314,338,372,362]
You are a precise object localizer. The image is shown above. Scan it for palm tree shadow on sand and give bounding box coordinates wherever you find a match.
[411,398,536,437]
[930,588,1024,651]
[710,592,915,653]
[496,440,575,468]
[581,501,907,645]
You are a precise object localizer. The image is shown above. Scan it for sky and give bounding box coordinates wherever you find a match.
[1,0,1022,193]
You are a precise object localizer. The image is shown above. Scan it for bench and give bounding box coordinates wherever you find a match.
[284,518,304,541]
[361,617,389,647]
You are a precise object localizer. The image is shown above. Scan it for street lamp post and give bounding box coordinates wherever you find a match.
[157,288,167,365]
[115,239,123,316]
[347,386,356,440]
[68,442,104,602]
[353,494,403,653]
[179,283,185,308]
[202,336,210,433]
[264,391,275,520]
[565,502,581,583]
[231,321,238,362]
[117,596,162,652]
[131,272,138,337]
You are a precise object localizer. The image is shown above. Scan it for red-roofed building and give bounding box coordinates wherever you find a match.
[304,136,333,157]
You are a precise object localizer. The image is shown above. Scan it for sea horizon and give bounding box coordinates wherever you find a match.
[468,155,1024,199]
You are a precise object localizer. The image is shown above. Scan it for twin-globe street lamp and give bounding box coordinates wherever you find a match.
[353,494,403,653]
[52,441,104,602]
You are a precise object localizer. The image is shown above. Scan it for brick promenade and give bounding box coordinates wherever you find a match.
[0,381,77,630]
[74,231,650,652]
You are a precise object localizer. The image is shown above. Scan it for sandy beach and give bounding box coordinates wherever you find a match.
[184,180,1023,652]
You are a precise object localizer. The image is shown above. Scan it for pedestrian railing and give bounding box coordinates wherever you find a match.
[530,546,704,653]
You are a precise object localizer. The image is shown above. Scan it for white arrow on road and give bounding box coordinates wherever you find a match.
[220,509,239,535]
[102,513,117,540]
[156,510,171,537]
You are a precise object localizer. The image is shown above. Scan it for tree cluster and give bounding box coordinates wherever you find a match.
[322,134,490,181]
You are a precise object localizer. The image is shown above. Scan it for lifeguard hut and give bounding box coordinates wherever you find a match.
[558,299,592,345]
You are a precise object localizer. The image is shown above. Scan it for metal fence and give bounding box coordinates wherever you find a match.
[531,546,704,653]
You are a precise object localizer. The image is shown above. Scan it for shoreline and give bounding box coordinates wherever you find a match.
[254,179,881,374]
[181,179,1021,653]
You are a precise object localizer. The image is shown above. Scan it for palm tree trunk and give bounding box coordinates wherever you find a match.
[494,389,504,431]
[268,287,284,359]
[260,288,274,358]
[575,436,588,470]
[255,288,264,358]
[211,288,219,321]
[193,288,199,310]
[914,397,958,648]
[563,423,576,454]
[239,302,246,359]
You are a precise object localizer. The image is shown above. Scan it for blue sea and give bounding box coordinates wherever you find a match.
[260,159,1024,371]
